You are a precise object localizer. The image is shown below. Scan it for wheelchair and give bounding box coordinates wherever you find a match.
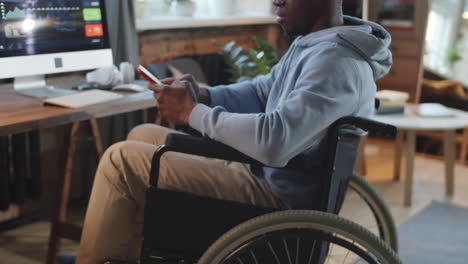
[109,116,400,264]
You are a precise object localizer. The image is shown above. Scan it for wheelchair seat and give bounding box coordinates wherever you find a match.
[137,116,396,264]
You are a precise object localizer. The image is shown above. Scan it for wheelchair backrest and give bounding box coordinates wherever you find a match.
[319,125,364,214]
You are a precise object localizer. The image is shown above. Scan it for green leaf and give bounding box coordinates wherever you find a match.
[256,51,265,60]
[235,55,249,66]
[252,36,278,69]
[247,48,258,59]
[224,41,236,53]
[230,47,243,60]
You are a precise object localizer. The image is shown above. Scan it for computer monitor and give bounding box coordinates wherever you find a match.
[0,0,113,97]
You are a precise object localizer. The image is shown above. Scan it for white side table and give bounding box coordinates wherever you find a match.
[373,105,468,206]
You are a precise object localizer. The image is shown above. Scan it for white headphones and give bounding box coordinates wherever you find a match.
[86,62,135,86]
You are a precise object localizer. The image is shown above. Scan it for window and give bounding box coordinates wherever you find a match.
[424,0,465,74]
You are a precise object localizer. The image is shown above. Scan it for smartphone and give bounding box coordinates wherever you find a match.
[137,65,163,85]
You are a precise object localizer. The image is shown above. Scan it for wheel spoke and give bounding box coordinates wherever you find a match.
[250,249,258,264]
[268,241,281,264]
[283,239,293,264]
[295,237,300,264]
[307,240,317,264]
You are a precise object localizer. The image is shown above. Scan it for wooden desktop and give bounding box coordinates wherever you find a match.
[0,73,156,136]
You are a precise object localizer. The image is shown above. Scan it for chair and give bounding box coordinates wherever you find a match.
[128,115,398,264]
[421,79,468,163]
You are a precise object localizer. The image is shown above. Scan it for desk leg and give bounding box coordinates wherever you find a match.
[47,122,80,264]
[404,130,416,207]
[46,119,104,264]
[90,119,104,159]
[444,130,456,197]
[461,128,467,165]
[394,130,404,182]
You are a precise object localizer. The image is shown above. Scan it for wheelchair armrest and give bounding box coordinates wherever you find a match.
[165,134,315,170]
[332,116,397,139]
[149,134,265,186]
[165,133,265,166]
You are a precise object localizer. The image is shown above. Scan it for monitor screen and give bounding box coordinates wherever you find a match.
[0,0,110,57]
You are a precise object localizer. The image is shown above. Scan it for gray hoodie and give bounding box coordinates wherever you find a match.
[189,16,392,209]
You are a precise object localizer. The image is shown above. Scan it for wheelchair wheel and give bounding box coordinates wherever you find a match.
[341,172,398,252]
[198,210,401,264]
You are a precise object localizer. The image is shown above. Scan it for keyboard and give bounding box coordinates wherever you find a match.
[16,86,77,99]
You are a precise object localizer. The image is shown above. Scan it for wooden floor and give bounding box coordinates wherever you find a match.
[363,138,468,226]
[0,138,467,264]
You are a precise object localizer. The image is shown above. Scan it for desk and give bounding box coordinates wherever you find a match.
[0,74,155,137]
[0,73,157,264]
[373,105,468,206]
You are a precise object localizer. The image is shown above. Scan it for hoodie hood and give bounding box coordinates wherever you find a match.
[295,16,393,80]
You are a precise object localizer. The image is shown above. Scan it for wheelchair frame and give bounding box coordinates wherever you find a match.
[138,116,396,264]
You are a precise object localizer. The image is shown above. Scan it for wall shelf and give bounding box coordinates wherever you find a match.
[136,15,276,31]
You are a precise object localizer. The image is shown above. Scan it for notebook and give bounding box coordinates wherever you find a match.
[417,103,455,118]
[42,90,124,108]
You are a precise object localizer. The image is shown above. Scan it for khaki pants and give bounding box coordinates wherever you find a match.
[76,124,282,264]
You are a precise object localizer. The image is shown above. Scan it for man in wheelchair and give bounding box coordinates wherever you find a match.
[76,0,392,263]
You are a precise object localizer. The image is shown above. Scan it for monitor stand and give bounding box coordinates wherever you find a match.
[14,75,77,99]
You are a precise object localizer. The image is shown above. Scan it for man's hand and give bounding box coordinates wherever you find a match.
[149,80,198,125]
[161,74,211,105]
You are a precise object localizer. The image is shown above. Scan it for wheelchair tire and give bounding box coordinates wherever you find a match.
[347,172,399,252]
[198,210,401,264]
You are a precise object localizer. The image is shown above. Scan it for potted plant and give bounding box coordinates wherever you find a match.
[215,36,278,83]
[164,0,196,17]
[446,39,463,68]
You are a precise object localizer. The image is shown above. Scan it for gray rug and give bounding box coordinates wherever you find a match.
[398,201,468,264]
